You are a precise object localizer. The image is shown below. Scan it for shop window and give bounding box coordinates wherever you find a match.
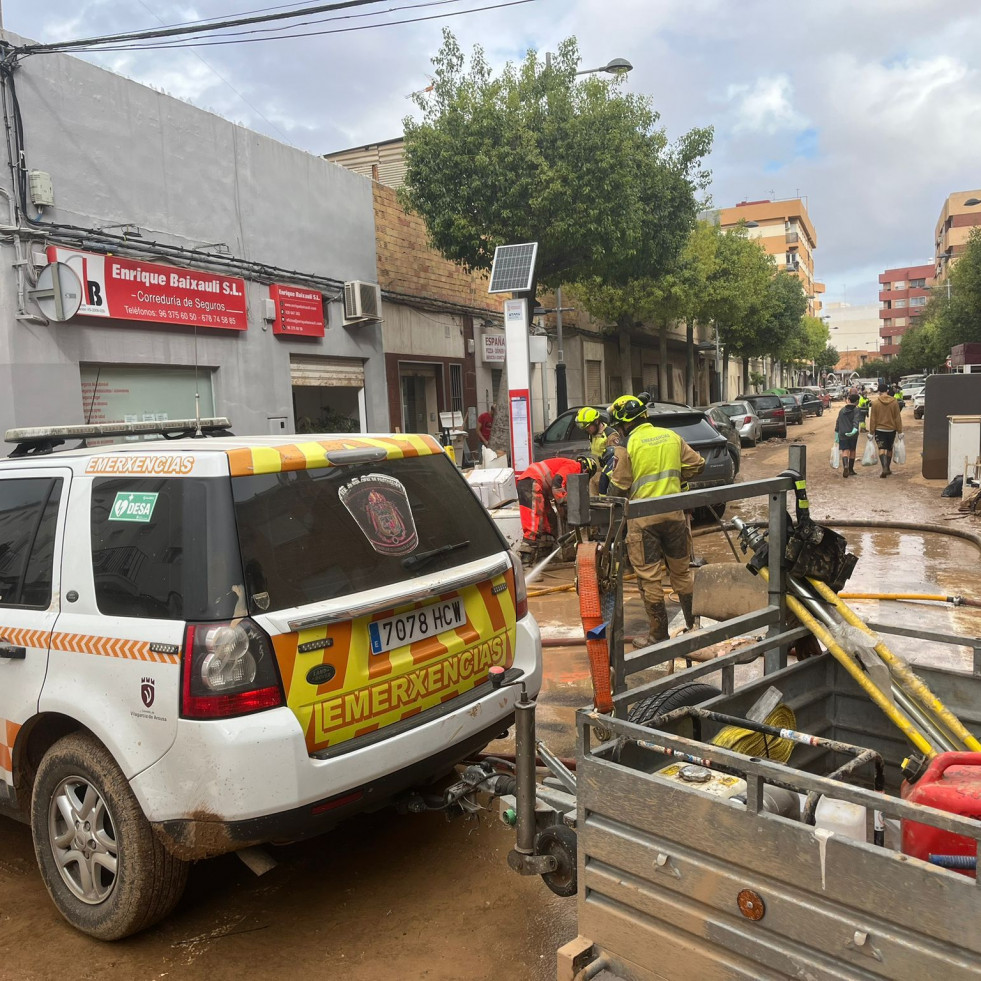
[449,363,464,415]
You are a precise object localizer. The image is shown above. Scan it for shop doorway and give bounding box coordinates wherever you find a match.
[289,355,365,434]
[398,365,438,436]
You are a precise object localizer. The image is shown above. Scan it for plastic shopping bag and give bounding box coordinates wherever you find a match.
[861,436,878,467]
[893,434,906,465]
[830,440,841,470]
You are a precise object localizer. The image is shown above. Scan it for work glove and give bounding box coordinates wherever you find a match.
[847,428,858,437]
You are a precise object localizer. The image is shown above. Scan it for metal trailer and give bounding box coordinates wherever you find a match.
[494,446,981,981]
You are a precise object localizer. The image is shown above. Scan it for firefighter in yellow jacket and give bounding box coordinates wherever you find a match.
[602,395,705,648]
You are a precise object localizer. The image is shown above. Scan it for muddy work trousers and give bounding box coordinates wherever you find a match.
[626,514,693,638]
[517,476,557,544]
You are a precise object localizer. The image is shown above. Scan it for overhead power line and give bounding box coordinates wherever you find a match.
[16,0,401,54]
[49,1,535,54]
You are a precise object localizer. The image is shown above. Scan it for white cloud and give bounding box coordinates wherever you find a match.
[726,75,808,134]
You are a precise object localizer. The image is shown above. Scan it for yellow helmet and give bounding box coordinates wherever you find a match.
[576,455,598,477]
[575,407,601,427]
[608,394,648,425]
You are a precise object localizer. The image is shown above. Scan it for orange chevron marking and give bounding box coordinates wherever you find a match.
[50,632,179,663]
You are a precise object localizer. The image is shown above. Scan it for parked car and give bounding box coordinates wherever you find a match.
[790,386,828,412]
[701,405,742,474]
[779,394,804,426]
[0,418,541,939]
[533,403,736,492]
[796,390,825,417]
[902,384,925,406]
[913,391,925,419]
[739,394,788,439]
[826,386,845,401]
[705,400,763,447]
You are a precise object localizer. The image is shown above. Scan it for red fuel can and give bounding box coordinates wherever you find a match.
[901,752,981,877]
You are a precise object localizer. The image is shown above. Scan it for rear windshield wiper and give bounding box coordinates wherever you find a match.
[402,540,470,572]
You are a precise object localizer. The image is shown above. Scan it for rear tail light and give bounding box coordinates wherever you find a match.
[508,549,529,620]
[181,617,284,719]
[774,409,785,418]
[744,416,752,425]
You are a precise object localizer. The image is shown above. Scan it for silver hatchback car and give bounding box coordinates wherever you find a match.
[707,400,764,447]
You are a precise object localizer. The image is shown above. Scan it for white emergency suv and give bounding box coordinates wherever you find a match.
[0,419,541,939]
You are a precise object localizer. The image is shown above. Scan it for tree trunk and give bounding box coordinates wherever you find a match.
[742,357,750,394]
[722,350,731,401]
[658,322,669,401]
[685,318,695,406]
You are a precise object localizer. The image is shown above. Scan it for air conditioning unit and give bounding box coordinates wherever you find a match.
[343,281,382,322]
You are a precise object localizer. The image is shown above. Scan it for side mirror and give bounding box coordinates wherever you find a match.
[533,432,544,445]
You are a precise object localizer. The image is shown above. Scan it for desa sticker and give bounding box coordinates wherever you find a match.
[338,474,418,556]
[109,491,159,523]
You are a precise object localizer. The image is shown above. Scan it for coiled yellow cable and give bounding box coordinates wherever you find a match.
[711,705,797,763]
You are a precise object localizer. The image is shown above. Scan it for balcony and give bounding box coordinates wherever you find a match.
[785,231,799,244]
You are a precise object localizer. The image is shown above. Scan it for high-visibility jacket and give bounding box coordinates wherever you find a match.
[589,423,620,460]
[625,423,684,500]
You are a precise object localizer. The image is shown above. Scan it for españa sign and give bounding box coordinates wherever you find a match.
[46,247,248,331]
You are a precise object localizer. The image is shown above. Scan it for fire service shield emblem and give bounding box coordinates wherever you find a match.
[338,473,418,556]
[141,677,155,708]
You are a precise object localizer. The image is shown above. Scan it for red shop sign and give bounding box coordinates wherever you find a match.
[269,284,325,337]
[46,246,248,331]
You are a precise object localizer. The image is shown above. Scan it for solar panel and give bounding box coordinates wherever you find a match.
[488,242,538,294]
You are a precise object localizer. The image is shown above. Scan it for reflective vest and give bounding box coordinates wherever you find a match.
[626,423,683,500]
[589,424,619,459]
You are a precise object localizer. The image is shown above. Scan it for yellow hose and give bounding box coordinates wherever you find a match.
[712,705,797,763]
[840,592,950,602]
[808,577,981,754]
[758,568,937,758]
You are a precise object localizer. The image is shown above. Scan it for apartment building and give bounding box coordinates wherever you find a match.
[935,189,981,280]
[716,198,825,316]
[878,263,933,360]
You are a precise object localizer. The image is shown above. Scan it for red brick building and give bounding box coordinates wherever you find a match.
[878,263,933,360]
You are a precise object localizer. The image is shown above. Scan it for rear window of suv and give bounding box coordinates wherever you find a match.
[647,412,720,445]
[746,396,781,411]
[231,455,505,614]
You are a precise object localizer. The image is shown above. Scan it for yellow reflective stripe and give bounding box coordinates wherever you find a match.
[799,500,810,509]
[296,441,330,468]
[795,480,806,491]
[251,446,285,475]
[631,469,682,495]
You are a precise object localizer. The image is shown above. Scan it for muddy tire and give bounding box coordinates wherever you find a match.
[31,732,188,940]
[627,682,722,733]
[535,824,578,898]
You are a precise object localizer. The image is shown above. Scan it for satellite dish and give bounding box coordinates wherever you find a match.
[32,262,83,321]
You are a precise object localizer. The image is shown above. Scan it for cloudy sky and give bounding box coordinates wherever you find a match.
[4,0,980,306]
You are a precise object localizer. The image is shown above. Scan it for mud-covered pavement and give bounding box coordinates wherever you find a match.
[2,406,979,981]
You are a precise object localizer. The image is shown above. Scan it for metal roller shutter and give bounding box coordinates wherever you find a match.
[289,355,365,387]
[585,360,602,404]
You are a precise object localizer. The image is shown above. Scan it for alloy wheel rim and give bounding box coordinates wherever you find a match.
[47,775,119,905]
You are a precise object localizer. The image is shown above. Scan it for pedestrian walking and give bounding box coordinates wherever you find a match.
[601,394,705,648]
[857,388,870,432]
[836,392,861,478]
[868,381,904,478]
[515,456,595,562]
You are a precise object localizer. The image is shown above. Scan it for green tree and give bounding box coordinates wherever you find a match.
[575,221,721,402]
[401,32,712,291]
[701,228,774,396]
[893,321,946,375]
[925,228,981,355]
[815,345,839,373]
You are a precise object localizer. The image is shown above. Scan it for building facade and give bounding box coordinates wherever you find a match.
[716,198,825,317]
[0,33,386,441]
[935,189,981,281]
[877,264,932,360]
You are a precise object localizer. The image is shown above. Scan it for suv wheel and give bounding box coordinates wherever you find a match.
[32,732,189,940]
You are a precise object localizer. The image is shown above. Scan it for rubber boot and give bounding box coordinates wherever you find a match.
[848,459,857,477]
[632,599,669,648]
[885,452,892,475]
[679,593,697,631]
[879,453,889,478]
[842,459,849,478]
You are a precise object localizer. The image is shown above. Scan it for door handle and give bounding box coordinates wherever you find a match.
[0,640,26,659]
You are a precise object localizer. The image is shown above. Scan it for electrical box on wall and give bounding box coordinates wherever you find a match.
[29,171,54,208]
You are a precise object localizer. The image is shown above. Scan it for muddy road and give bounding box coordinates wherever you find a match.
[2,406,978,981]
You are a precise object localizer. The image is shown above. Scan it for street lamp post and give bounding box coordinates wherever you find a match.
[542,50,633,416]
